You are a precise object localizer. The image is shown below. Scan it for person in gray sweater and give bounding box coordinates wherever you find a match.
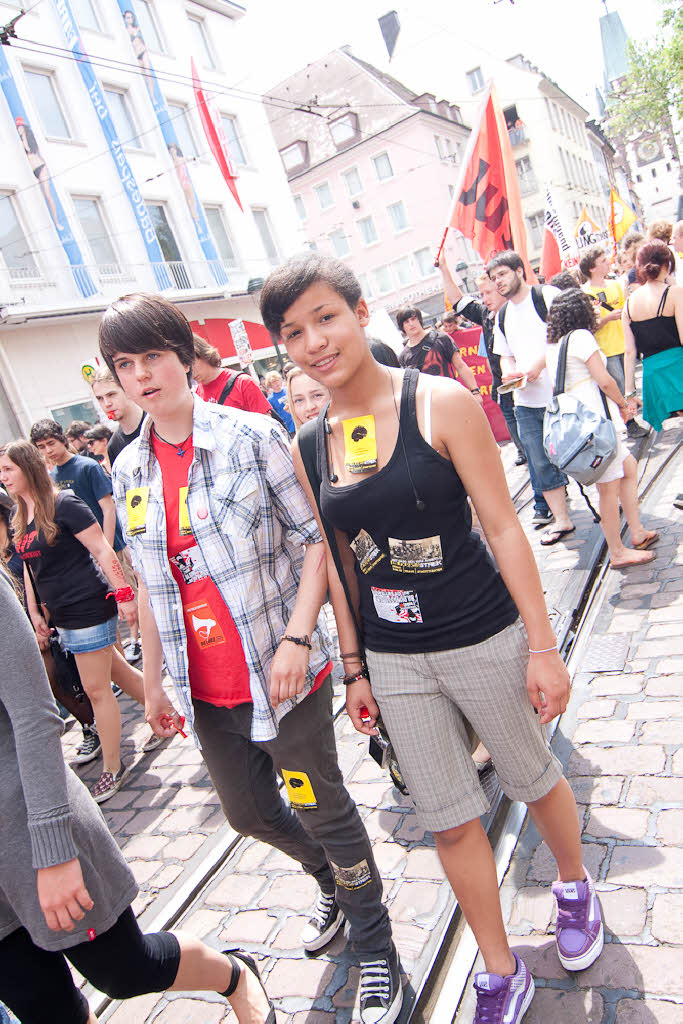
[0,568,274,1024]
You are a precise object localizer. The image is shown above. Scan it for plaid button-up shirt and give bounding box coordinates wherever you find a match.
[112,396,331,742]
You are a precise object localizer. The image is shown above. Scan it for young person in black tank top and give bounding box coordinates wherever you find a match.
[260,255,605,1024]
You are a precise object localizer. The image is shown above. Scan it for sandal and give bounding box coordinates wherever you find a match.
[540,526,576,547]
[633,531,660,551]
[221,948,275,1023]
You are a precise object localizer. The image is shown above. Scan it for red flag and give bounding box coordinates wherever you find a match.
[540,226,562,280]
[437,82,535,281]
[191,59,243,212]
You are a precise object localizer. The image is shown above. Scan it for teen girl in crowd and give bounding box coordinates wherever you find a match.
[622,239,683,432]
[545,290,659,568]
[0,566,274,1024]
[286,367,330,430]
[260,255,604,1024]
[0,441,147,803]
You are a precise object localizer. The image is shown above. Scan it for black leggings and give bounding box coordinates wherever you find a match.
[0,907,180,1024]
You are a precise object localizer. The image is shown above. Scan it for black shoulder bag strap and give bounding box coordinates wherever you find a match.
[216,370,244,406]
[298,414,363,647]
[531,284,549,322]
[497,301,508,338]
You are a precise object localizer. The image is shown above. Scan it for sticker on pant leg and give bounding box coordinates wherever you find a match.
[330,858,372,890]
[282,770,317,809]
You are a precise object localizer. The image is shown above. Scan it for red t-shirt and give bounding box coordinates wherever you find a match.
[197,370,272,416]
[152,431,332,707]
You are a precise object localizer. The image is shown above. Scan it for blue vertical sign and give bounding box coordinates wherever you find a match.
[115,2,227,286]
[53,0,172,290]
[0,47,97,298]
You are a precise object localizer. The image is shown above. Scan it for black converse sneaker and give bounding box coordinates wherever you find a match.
[360,944,402,1024]
[72,724,102,765]
[301,889,345,951]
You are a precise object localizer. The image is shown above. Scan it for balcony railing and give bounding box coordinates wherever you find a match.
[508,125,527,146]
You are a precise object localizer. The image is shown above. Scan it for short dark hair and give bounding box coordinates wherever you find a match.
[85,424,113,442]
[636,239,675,282]
[396,306,424,332]
[65,419,93,440]
[546,288,598,345]
[98,293,195,384]
[486,251,525,279]
[368,338,400,367]
[578,245,604,278]
[442,310,458,325]
[259,254,362,337]
[192,333,222,367]
[30,419,66,445]
[549,270,580,291]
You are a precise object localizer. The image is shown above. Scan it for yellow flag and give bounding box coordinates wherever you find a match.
[574,207,609,251]
[609,188,637,243]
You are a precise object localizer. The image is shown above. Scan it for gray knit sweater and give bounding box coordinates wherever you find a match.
[0,570,137,951]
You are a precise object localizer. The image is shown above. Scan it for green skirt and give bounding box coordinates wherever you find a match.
[642,347,683,431]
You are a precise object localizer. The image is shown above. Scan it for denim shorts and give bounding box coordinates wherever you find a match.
[57,616,118,654]
[514,403,567,493]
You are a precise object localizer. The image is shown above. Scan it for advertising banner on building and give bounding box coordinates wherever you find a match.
[53,0,172,290]
[115,2,227,285]
[0,46,97,298]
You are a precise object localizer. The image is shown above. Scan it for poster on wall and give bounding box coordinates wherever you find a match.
[0,47,97,298]
[114,2,227,285]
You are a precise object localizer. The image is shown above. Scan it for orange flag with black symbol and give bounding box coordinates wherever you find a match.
[436,82,535,282]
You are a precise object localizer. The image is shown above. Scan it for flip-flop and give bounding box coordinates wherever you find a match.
[611,551,656,569]
[633,531,660,550]
[540,527,576,546]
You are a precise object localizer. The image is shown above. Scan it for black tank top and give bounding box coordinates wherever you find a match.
[320,369,518,653]
[628,287,682,359]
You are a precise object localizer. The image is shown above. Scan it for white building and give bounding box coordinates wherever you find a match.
[0,0,301,440]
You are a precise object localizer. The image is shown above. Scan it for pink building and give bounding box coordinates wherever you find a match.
[266,48,481,323]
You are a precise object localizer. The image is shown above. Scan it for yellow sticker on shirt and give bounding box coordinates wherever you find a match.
[178,486,192,536]
[342,415,377,474]
[282,770,317,809]
[125,487,150,536]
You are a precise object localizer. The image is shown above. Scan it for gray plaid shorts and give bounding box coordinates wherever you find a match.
[366,619,564,832]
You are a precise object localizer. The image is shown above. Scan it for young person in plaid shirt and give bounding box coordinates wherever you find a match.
[100,293,400,1024]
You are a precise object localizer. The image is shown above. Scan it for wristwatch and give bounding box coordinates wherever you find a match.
[470,387,481,394]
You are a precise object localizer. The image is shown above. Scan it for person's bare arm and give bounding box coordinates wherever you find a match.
[98,494,116,548]
[23,563,50,648]
[585,352,634,421]
[500,355,519,380]
[137,580,183,737]
[431,379,569,723]
[73,523,136,632]
[622,307,638,395]
[439,253,464,305]
[450,350,483,404]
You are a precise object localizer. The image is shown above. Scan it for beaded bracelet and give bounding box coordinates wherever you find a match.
[343,668,369,686]
[281,634,312,650]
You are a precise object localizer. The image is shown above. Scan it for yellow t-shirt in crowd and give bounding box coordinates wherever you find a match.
[583,280,625,357]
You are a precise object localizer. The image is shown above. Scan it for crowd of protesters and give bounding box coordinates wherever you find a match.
[0,215,680,1024]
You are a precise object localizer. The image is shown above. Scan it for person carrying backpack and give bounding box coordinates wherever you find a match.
[490,252,574,545]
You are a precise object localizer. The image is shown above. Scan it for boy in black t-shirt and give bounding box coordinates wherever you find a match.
[395,305,483,403]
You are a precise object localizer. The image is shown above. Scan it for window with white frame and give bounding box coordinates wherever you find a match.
[342,166,363,196]
[387,201,408,233]
[72,196,119,273]
[104,88,141,148]
[204,206,239,267]
[414,247,434,278]
[358,215,378,246]
[357,272,373,299]
[293,195,306,221]
[329,112,359,148]
[372,152,393,181]
[279,141,308,174]
[515,155,537,196]
[24,69,71,139]
[252,207,279,265]
[526,212,544,249]
[132,0,164,52]
[330,229,350,258]
[167,103,197,158]
[466,67,485,93]
[314,182,334,210]
[392,255,412,287]
[0,192,39,280]
[373,264,393,295]
[70,0,100,31]
[220,115,247,166]
[187,14,215,69]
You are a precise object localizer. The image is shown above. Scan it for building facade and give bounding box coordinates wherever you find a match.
[265,48,478,323]
[0,0,301,440]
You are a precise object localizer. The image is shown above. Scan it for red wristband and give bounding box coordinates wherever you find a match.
[107,586,135,604]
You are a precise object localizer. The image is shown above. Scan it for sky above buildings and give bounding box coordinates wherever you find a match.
[236,0,664,117]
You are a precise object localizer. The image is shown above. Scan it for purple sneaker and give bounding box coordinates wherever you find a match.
[473,953,535,1023]
[552,873,604,971]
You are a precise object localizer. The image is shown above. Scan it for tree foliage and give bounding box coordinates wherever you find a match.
[606,1,682,141]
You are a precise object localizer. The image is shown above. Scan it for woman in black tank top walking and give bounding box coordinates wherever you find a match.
[260,256,604,1024]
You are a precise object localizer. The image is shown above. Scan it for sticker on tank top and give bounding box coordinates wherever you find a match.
[342,415,378,473]
[349,528,386,573]
[170,543,208,585]
[371,587,422,624]
[388,535,443,574]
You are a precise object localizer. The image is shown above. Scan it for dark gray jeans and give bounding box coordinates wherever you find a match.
[192,678,392,956]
